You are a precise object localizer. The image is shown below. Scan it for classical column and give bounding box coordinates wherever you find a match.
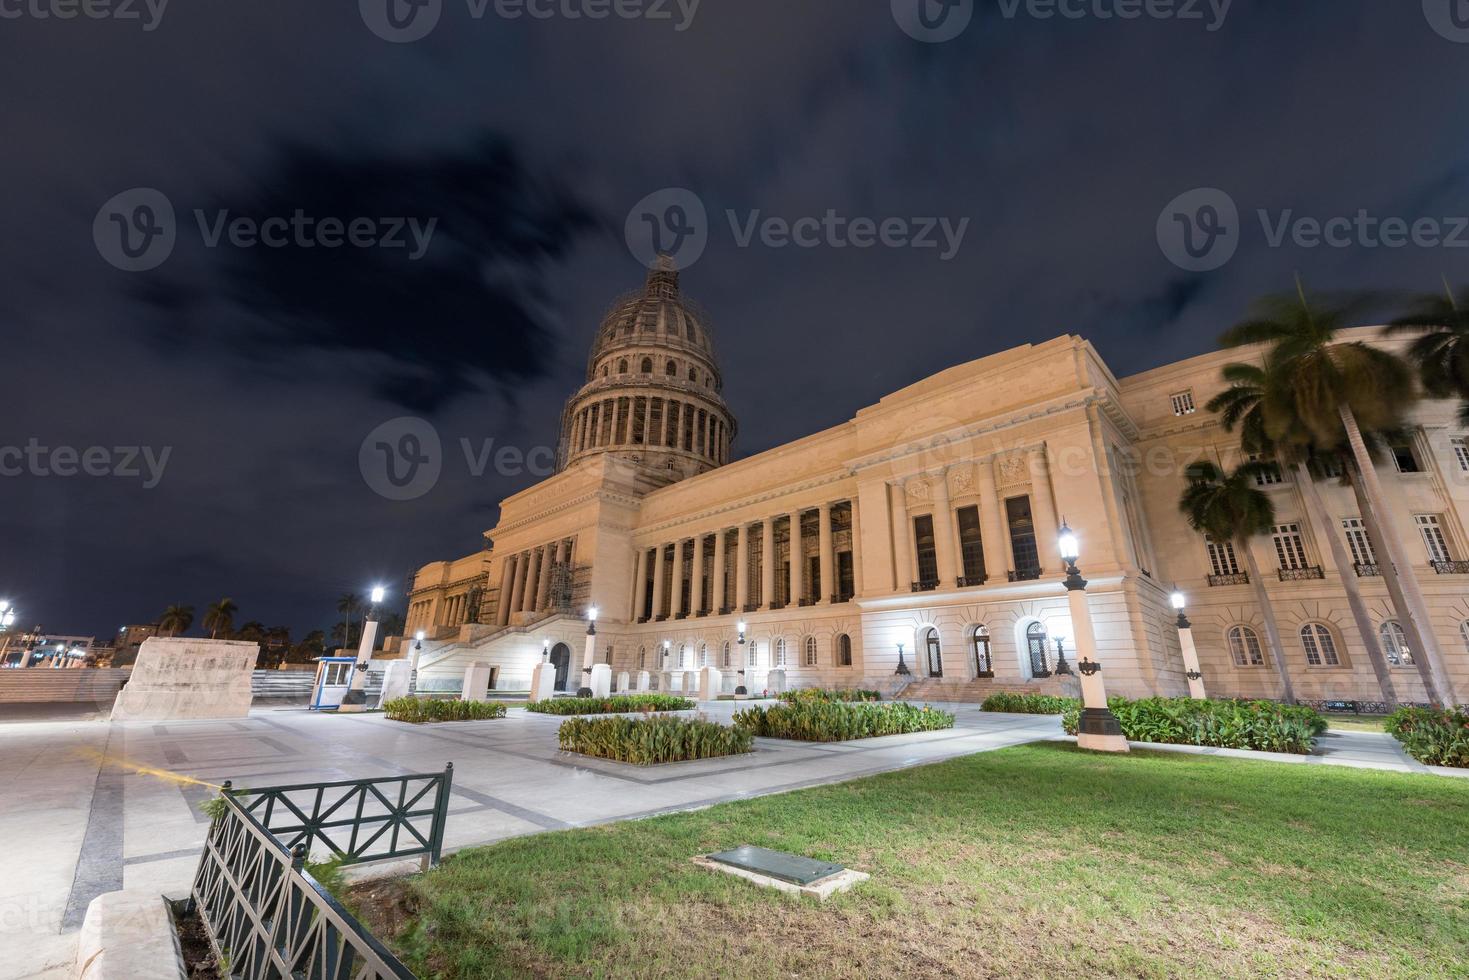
[633,547,650,621]
[930,471,958,588]
[736,524,750,611]
[891,481,913,590]
[523,548,542,612]
[691,534,706,615]
[818,502,834,603]
[508,551,528,616]
[850,499,864,595]
[713,528,728,612]
[671,538,687,617]
[761,519,775,609]
[536,542,555,611]
[650,544,666,620]
[788,510,804,605]
[977,459,1006,582]
[1030,447,1061,574]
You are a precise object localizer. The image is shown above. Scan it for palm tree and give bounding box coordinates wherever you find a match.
[158,604,194,637]
[1208,363,1398,709]
[202,598,238,639]
[235,621,266,644]
[1179,459,1295,703]
[336,593,362,651]
[1220,284,1454,707]
[1388,280,1469,424]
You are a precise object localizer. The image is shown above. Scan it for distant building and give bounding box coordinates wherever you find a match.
[2,631,96,668]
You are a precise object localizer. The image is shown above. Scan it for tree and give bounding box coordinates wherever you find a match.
[1220,285,1453,707]
[1208,362,1398,709]
[1178,459,1295,704]
[236,621,266,643]
[1388,280,1469,424]
[158,604,194,637]
[336,593,362,651]
[202,598,238,639]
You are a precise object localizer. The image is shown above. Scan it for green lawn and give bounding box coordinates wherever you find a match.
[349,744,1469,979]
[1325,714,1389,733]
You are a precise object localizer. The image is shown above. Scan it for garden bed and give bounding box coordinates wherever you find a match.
[557,714,752,764]
[1385,706,1469,767]
[777,688,881,704]
[733,700,954,741]
[526,694,696,716]
[382,697,508,723]
[1062,697,1326,755]
[980,692,1078,714]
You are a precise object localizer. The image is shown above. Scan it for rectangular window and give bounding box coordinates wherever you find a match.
[1317,455,1345,479]
[956,505,987,582]
[1392,445,1421,473]
[1271,523,1308,570]
[1454,438,1469,473]
[1416,514,1452,562]
[1342,518,1376,566]
[912,515,938,585]
[1248,453,1284,486]
[836,551,855,600]
[1205,536,1240,576]
[1170,389,1196,416]
[1006,496,1040,578]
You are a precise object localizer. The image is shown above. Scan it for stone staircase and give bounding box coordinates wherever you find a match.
[899,676,1070,704]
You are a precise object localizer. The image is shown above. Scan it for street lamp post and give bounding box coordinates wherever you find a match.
[577,606,598,697]
[340,586,386,712]
[408,630,425,698]
[1171,588,1206,700]
[735,621,748,696]
[895,642,911,677]
[1058,522,1128,753]
[1053,635,1072,676]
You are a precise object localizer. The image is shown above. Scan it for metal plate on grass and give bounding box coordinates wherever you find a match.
[707,845,844,886]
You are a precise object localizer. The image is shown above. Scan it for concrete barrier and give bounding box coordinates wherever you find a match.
[76,890,185,980]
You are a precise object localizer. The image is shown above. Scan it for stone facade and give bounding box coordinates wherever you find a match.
[405,269,1469,707]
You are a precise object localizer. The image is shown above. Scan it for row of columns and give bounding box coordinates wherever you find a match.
[634,501,859,621]
[568,394,728,464]
[496,538,574,626]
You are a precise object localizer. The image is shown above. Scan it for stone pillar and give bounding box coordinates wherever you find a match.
[463,662,495,702]
[700,666,722,701]
[1030,447,1061,574]
[761,519,776,609]
[818,502,834,603]
[633,548,649,621]
[523,548,542,612]
[691,534,705,615]
[1069,583,1128,753]
[713,529,728,613]
[536,542,555,611]
[850,499,864,595]
[736,524,750,611]
[1177,614,1206,700]
[891,481,913,590]
[671,538,687,617]
[977,460,1006,581]
[788,510,803,605]
[931,471,958,588]
[651,545,666,620]
[529,661,556,703]
[508,551,528,616]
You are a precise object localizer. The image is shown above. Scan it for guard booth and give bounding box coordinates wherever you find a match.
[310,656,356,710]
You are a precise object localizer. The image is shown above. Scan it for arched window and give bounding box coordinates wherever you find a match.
[679,644,691,670]
[617,359,629,374]
[747,641,758,667]
[641,357,653,374]
[804,636,818,667]
[638,646,646,670]
[1025,622,1049,677]
[600,364,609,378]
[837,634,852,667]
[1379,621,1413,666]
[721,641,732,668]
[922,627,943,678]
[666,359,677,376]
[1300,623,1341,667]
[775,638,788,667]
[698,643,708,668]
[689,367,699,383]
[972,625,993,677]
[1226,626,1264,667]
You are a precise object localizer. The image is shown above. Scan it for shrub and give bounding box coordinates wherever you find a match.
[557,715,752,764]
[779,688,882,704]
[734,700,955,742]
[384,697,508,723]
[525,694,695,716]
[1061,697,1325,755]
[1383,707,1469,767]
[980,692,1079,715]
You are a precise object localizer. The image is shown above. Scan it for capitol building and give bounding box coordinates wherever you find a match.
[403,261,1468,706]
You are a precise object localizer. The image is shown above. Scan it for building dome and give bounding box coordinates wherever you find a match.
[559,258,737,481]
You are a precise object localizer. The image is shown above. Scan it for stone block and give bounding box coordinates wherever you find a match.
[463,662,495,702]
[76,890,185,980]
[590,663,612,697]
[529,662,557,703]
[110,639,255,721]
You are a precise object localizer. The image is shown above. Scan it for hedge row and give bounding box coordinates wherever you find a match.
[557,715,752,765]
[778,688,882,704]
[1385,707,1469,768]
[980,692,1078,715]
[1062,697,1326,755]
[383,698,507,723]
[734,700,954,742]
[525,694,695,716]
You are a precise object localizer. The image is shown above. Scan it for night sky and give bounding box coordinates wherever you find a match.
[2,1,1466,641]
